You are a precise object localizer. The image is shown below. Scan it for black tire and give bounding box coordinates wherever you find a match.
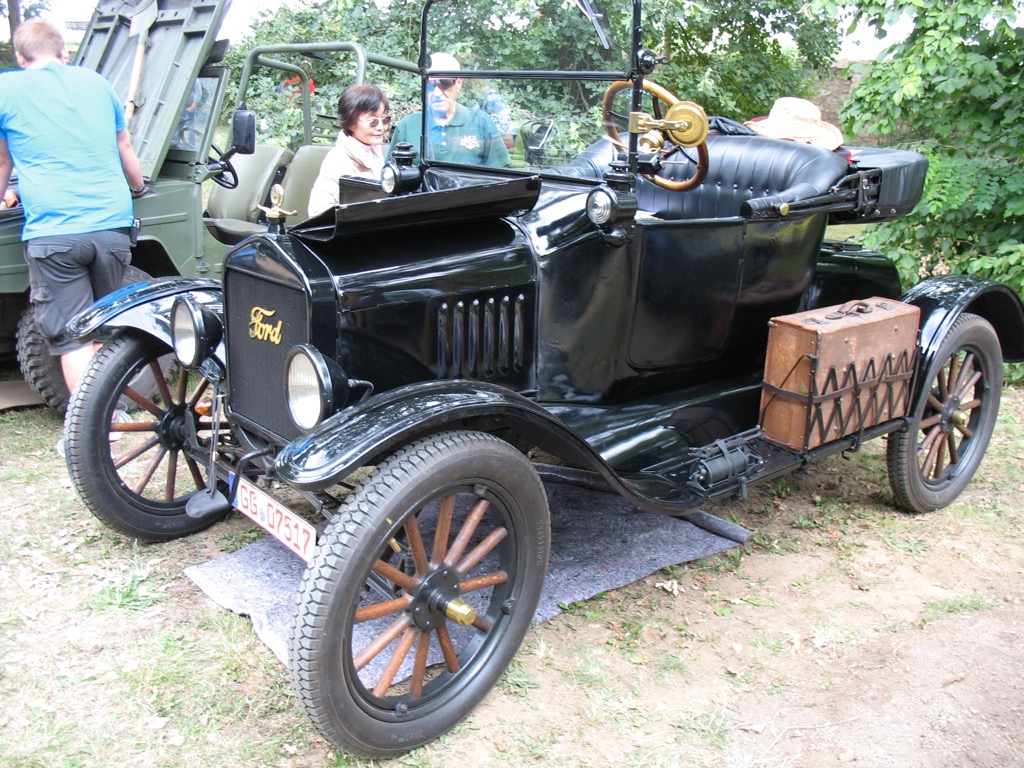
[16,265,152,414]
[15,305,68,413]
[65,330,228,542]
[887,313,1002,513]
[289,430,550,758]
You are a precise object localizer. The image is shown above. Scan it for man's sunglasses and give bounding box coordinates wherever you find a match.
[429,78,458,92]
[358,115,392,128]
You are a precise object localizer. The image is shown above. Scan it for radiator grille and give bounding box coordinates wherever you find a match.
[224,270,309,441]
[437,294,526,379]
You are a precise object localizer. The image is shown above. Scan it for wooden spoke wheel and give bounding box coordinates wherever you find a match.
[887,313,1002,513]
[289,430,550,758]
[65,330,229,541]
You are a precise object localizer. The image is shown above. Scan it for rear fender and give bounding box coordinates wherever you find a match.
[808,243,902,308]
[902,275,1024,408]
[275,380,604,491]
[66,276,223,353]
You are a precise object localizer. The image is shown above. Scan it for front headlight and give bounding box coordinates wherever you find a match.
[171,295,222,369]
[285,344,350,432]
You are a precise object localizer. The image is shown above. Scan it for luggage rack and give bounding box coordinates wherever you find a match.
[761,348,917,452]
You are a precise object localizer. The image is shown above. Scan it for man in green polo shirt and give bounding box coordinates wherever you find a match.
[389,53,510,168]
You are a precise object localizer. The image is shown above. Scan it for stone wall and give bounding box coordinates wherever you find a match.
[813,62,867,139]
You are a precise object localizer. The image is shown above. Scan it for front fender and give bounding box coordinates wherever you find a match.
[275,380,602,491]
[66,276,222,348]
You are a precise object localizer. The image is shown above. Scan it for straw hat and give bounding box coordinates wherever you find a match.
[744,97,844,150]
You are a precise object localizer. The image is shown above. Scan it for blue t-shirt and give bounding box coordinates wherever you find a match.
[0,61,133,241]
[390,104,510,167]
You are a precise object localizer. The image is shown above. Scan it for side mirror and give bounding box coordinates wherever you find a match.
[230,108,256,156]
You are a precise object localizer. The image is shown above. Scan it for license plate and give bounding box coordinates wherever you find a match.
[233,474,317,562]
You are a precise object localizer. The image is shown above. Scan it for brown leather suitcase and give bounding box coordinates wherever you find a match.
[759,298,920,451]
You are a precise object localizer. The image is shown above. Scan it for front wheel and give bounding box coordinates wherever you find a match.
[887,313,1002,513]
[65,330,229,541]
[289,430,550,758]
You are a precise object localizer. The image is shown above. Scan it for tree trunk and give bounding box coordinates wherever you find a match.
[8,0,23,48]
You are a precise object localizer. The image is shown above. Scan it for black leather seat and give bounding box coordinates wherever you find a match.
[564,135,850,220]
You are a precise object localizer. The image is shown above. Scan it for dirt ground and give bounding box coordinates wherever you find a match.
[0,379,1021,768]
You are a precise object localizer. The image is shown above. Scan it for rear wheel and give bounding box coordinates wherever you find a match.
[887,313,1002,513]
[15,305,68,413]
[289,430,550,758]
[65,330,229,541]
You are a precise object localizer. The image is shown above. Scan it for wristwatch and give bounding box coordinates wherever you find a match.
[130,185,146,195]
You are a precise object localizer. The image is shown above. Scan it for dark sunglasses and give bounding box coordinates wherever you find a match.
[429,78,458,92]
[358,115,392,128]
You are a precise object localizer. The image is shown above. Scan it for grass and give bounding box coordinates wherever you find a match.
[91,566,167,611]
[750,529,801,555]
[0,407,63,456]
[1,364,1022,767]
[924,591,997,618]
[670,706,735,750]
[652,651,691,678]
[751,632,790,655]
[882,533,930,556]
[213,524,266,553]
[496,659,539,696]
[561,650,610,688]
[810,619,855,649]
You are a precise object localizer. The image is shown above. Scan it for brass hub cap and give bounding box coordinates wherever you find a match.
[411,566,476,630]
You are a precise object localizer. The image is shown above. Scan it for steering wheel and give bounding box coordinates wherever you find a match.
[601,80,710,192]
[208,144,239,190]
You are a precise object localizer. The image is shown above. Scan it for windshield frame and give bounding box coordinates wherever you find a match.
[413,0,646,177]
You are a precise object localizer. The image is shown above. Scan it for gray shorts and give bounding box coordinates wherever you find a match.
[25,229,132,355]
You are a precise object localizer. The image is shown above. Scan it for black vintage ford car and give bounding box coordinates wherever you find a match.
[64,0,1024,758]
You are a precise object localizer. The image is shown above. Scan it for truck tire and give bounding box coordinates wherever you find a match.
[16,265,152,414]
[15,305,69,413]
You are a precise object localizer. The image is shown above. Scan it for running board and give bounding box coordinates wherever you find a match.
[536,419,905,536]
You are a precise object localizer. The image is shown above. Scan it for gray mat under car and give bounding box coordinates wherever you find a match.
[185,481,742,665]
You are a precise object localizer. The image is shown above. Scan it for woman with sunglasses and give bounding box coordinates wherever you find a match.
[308,83,391,217]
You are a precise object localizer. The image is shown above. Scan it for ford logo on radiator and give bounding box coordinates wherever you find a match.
[249,306,283,344]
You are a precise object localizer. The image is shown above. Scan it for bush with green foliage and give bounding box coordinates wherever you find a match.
[840,0,1023,380]
[654,0,840,118]
[225,0,841,146]
[839,2,1023,293]
[221,0,422,149]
